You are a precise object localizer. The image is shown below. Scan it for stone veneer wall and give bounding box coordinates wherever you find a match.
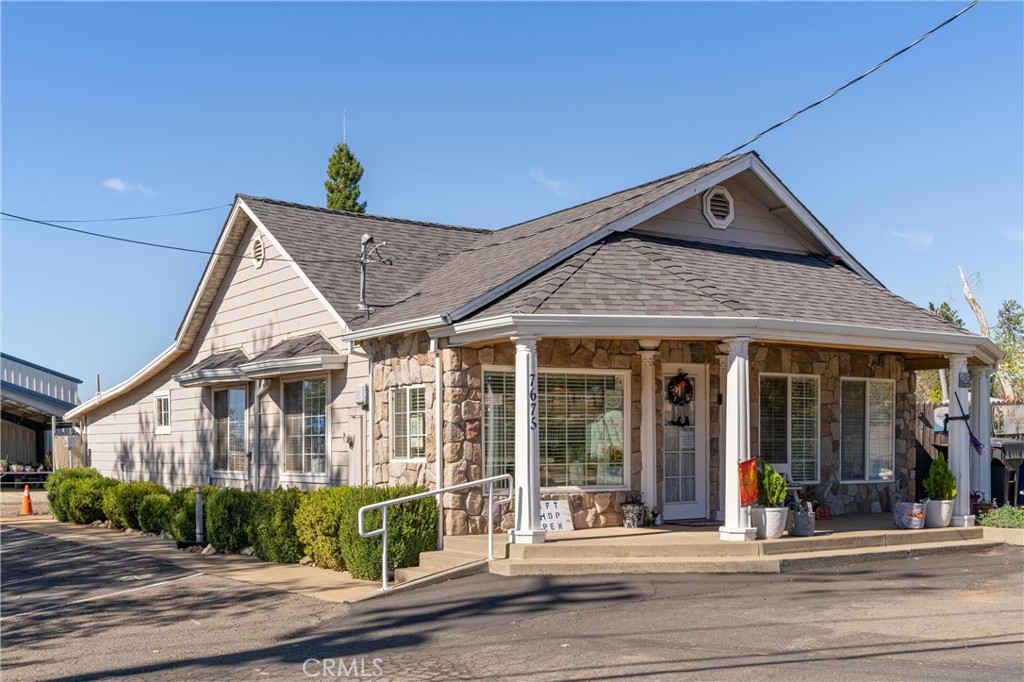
[368,334,915,535]
[748,345,916,514]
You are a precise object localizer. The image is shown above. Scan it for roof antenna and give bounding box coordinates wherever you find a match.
[358,233,392,312]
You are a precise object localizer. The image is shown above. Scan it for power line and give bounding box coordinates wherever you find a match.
[0,204,231,223]
[718,0,979,159]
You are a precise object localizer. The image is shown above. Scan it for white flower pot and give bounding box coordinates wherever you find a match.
[924,499,954,528]
[751,506,788,539]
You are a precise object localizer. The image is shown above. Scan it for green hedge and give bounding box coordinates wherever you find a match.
[168,486,219,542]
[206,487,255,551]
[250,488,304,563]
[45,468,103,522]
[294,487,351,571]
[63,477,120,524]
[979,505,1024,529]
[338,485,437,580]
[138,493,172,534]
[102,481,170,529]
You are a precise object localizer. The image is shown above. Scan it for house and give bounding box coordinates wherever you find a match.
[1,353,82,467]
[65,152,1000,543]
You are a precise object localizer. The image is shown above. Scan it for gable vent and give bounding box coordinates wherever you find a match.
[702,185,735,230]
[252,236,266,269]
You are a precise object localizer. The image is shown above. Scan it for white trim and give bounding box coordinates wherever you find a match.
[389,384,428,461]
[279,375,331,479]
[238,199,354,340]
[240,354,346,378]
[66,344,179,420]
[702,186,735,230]
[838,377,896,484]
[481,364,633,491]
[343,316,448,343]
[212,385,249,475]
[154,391,171,435]
[758,372,821,485]
[434,314,1001,365]
[174,367,245,387]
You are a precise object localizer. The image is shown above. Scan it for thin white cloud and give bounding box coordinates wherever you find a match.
[888,230,933,251]
[103,177,155,196]
[1002,227,1024,243]
[531,168,570,197]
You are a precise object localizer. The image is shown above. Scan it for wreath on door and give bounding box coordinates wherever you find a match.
[667,372,694,406]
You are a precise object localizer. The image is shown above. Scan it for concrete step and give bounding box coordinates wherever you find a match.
[416,550,487,572]
[776,539,1002,571]
[442,533,510,558]
[760,526,985,556]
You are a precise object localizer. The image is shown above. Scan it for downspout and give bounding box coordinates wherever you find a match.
[252,380,271,491]
[431,339,445,550]
[367,355,375,486]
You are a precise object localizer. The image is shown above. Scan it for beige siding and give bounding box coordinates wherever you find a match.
[84,220,370,492]
[631,178,821,253]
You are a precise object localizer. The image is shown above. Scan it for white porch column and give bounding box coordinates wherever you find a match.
[720,337,756,541]
[639,340,659,508]
[970,366,993,501]
[511,336,545,544]
[716,353,728,522]
[948,355,975,527]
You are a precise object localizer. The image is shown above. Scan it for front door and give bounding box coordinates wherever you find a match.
[662,364,707,520]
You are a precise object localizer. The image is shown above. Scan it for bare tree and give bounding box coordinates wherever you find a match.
[958,266,1015,400]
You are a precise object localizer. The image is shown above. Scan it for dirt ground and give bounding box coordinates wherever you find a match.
[0,489,50,518]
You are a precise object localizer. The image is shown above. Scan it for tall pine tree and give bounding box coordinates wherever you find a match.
[325,142,366,213]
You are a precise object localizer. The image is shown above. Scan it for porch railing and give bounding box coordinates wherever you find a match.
[358,473,514,591]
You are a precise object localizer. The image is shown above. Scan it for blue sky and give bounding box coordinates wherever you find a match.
[2,1,1022,399]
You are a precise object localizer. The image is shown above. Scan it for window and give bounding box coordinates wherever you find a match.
[391,386,426,459]
[284,378,327,475]
[483,370,627,488]
[155,392,171,435]
[214,388,247,472]
[759,375,819,483]
[841,379,894,482]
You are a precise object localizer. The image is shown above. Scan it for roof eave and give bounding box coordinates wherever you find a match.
[65,344,182,421]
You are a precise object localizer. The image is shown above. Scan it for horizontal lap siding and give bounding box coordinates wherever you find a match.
[84,221,368,491]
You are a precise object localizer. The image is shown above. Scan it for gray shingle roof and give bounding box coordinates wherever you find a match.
[465,233,971,336]
[251,333,337,362]
[180,349,249,374]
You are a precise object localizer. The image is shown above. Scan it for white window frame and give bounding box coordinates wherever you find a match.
[280,375,331,482]
[839,378,896,483]
[389,384,427,461]
[481,365,632,493]
[758,373,820,485]
[212,385,248,478]
[154,391,171,435]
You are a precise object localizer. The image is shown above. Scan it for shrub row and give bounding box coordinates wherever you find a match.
[979,504,1024,529]
[45,469,437,574]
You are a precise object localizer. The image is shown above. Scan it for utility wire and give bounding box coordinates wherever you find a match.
[0,204,231,223]
[718,0,979,159]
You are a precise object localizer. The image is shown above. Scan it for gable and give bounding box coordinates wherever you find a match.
[631,172,827,255]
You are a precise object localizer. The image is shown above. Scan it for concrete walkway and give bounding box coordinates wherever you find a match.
[1,516,382,603]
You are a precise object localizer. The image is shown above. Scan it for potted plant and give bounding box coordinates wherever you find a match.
[0,460,8,473]
[751,462,788,539]
[790,500,816,537]
[621,493,645,529]
[922,453,957,528]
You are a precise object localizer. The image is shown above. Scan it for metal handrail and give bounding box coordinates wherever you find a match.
[358,474,514,591]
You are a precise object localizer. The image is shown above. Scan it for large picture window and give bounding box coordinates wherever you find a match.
[284,378,327,475]
[214,388,246,472]
[759,375,819,483]
[390,386,426,459]
[483,370,627,488]
[841,379,894,482]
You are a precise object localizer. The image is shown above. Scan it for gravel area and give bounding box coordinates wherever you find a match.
[0,489,50,518]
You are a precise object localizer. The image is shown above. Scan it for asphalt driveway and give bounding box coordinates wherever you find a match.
[1,525,1022,681]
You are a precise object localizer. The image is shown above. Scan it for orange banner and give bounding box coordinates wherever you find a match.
[739,458,758,508]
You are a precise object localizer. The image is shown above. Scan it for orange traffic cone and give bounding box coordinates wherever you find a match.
[20,484,33,515]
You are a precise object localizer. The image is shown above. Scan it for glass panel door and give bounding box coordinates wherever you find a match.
[663,365,706,519]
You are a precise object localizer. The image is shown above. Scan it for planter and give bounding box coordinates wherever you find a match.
[751,506,788,539]
[621,503,645,529]
[791,511,816,537]
[925,499,954,528]
[893,501,926,529]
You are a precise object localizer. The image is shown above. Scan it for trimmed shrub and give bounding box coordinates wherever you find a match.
[922,454,957,500]
[338,485,437,581]
[138,493,172,534]
[294,487,352,571]
[102,481,170,529]
[45,467,102,522]
[979,504,1024,529]
[168,485,218,542]
[206,487,256,551]
[250,488,305,563]
[64,477,120,524]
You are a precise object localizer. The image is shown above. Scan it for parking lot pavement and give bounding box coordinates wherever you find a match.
[1,527,1022,682]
